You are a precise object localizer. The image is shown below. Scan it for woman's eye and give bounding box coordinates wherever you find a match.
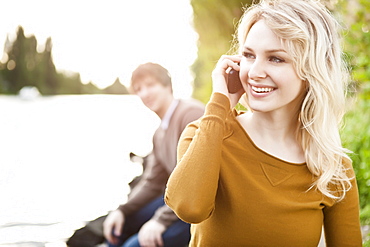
[243,52,255,59]
[270,56,285,63]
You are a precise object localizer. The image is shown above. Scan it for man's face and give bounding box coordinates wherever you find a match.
[133,76,172,115]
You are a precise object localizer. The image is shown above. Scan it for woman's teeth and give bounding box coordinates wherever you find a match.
[252,86,274,93]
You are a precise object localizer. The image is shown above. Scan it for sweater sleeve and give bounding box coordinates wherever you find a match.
[165,93,230,224]
[323,159,362,247]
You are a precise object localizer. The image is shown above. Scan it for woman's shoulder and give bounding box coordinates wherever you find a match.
[342,156,355,178]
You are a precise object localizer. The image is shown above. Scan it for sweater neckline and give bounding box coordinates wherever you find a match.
[232,110,306,166]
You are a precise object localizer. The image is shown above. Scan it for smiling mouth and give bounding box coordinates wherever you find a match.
[251,85,274,93]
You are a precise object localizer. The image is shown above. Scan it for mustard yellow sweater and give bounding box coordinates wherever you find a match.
[165,93,362,247]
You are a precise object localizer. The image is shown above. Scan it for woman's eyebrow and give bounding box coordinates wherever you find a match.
[266,48,287,54]
[243,46,287,54]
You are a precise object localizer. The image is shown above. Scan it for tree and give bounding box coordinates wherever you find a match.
[190,0,255,103]
[38,37,60,94]
[0,26,61,94]
[0,26,118,95]
[103,78,129,94]
[1,26,39,93]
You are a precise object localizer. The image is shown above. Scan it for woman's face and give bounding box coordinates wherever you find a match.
[240,20,305,114]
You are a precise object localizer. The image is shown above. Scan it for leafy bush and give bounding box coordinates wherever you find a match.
[341,85,370,225]
[363,237,370,247]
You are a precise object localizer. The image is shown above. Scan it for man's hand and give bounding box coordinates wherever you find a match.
[103,210,125,245]
[138,219,166,247]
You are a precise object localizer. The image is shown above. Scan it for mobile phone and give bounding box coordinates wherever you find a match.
[227,68,242,93]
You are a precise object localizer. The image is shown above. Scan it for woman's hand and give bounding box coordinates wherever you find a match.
[212,55,244,108]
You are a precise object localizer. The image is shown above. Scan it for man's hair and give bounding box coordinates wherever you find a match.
[130,62,173,93]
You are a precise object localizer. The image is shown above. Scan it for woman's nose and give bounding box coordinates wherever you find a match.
[248,59,267,80]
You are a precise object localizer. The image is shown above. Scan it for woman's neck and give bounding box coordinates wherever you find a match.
[251,110,299,141]
[238,110,305,164]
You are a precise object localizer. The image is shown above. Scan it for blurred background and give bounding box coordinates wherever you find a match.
[0,0,369,246]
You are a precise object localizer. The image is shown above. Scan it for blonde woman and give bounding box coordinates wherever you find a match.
[165,0,362,246]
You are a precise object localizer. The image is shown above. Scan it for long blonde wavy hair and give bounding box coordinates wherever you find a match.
[235,0,353,200]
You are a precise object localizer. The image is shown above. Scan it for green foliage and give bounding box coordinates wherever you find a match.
[103,78,129,94]
[335,0,370,225]
[341,85,370,225]
[364,230,370,247]
[337,0,370,88]
[190,0,254,103]
[0,26,42,93]
[364,239,370,247]
[0,26,128,95]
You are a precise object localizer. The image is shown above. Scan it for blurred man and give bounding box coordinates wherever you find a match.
[103,62,204,247]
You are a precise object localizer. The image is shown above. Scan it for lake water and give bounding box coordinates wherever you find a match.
[0,94,160,246]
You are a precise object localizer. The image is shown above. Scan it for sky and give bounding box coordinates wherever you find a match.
[0,0,198,98]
